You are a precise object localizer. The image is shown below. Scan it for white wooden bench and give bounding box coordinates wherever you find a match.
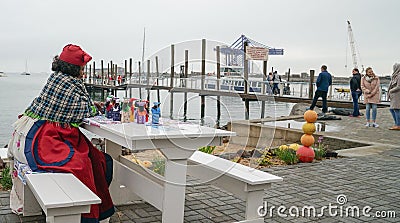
[187,151,283,223]
[20,173,101,223]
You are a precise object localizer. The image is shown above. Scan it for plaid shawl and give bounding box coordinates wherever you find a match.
[26,72,96,124]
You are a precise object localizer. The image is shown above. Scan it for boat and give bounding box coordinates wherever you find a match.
[205,65,288,93]
[205,76,277,93]
[220,66,243,77]
[0,71,6,77]
[21,60,31,75]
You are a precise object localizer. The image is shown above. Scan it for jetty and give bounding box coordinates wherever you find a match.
[81,36,389,124]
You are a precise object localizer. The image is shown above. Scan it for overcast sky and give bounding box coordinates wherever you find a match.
[1,0,399,76]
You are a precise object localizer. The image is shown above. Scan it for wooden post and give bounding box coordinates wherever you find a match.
[309,70,315,99]
[138,61,142,99]
[216,46,221,127]
[244,42,249,120]
[115,64,118,86]
[110,61,113,86]
[170,44,175,119]
[261,60,267,119]
[93,62,96,85]
[89,64,92,84]
[287,68,291,82]
[170,44,175,88]
[107,63,110,85]
[124,60,128,97]
[184,50,189,122]
[101,60,104,86]
[300,84,303,98]
[129,58,132,98]
[200,39,206,125]
[155,56,160,102]
[147,59,151,108]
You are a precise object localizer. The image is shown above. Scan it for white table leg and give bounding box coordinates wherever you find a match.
[162,159,187,223]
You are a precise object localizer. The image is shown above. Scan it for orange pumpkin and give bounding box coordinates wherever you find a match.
[302,122,316,134]
[304,110,318,123]
[300,134,315,147]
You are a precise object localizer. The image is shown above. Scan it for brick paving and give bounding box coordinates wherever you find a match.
[1,108,399,222]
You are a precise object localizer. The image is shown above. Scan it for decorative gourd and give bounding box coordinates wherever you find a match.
[300,134,315,147]
[304,110,318,123]
[296,146,315,163]
[302,123,316,134]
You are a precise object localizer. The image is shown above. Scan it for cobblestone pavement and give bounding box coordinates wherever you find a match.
[1,108,399,222]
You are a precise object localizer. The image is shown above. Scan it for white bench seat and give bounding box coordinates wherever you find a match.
[23,173,101,223]
[188,151,283,223]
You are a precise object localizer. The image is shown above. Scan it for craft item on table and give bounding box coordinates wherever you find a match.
[135,101,147,124]
[151,102,161,125]
[112,98,121,121]
[121,98,130,123]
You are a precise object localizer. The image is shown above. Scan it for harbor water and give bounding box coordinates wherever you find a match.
[2,73,388,147]
[0,73,295,146]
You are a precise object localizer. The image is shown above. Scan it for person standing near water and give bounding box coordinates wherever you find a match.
[349,68,362,117]
[361,67,381,127]
[388,63,400,130]
[309,65,332,115]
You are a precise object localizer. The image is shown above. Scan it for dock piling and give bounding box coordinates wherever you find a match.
[216,46,221,127]
[200,39,206,125]
[184,50,189,122]
[309,70,315,99]
[170,44,175,119]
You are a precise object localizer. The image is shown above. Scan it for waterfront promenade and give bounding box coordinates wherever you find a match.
[0,108,398,222]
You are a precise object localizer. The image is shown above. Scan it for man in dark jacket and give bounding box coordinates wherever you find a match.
[309,65,332,115]
[350,68,362,117]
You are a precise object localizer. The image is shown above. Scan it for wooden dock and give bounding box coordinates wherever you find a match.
[85,82,389,110]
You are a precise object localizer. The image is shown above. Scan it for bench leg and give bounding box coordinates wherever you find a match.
[243,190,265,223]
[46,214,81,223]
[106,140,142,205]
[162,159,187,223]
[22,182,42,216]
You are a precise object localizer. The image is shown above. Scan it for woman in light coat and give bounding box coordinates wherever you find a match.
[361,67,381,127]
[388,63,400,130]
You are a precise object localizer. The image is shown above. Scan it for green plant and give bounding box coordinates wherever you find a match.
[198,146,215,154]
[1,166,13,190]
[151,156,165,176]
[274,148,298,165]
[257,148,273,166]
[313,136,327,160]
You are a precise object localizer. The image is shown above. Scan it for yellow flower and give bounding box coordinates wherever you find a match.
[278,145,289,150]
[289,143,300,151]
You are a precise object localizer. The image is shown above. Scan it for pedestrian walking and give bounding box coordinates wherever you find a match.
[361,67,380,127]
[388,63,400,130]
[309,65,332,115]
[350,68,362,117]
[272,71,281,95]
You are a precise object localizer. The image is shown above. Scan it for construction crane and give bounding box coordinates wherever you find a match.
[346,20,364,72]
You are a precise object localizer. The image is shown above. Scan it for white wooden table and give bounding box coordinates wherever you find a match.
[82,120,235,223]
